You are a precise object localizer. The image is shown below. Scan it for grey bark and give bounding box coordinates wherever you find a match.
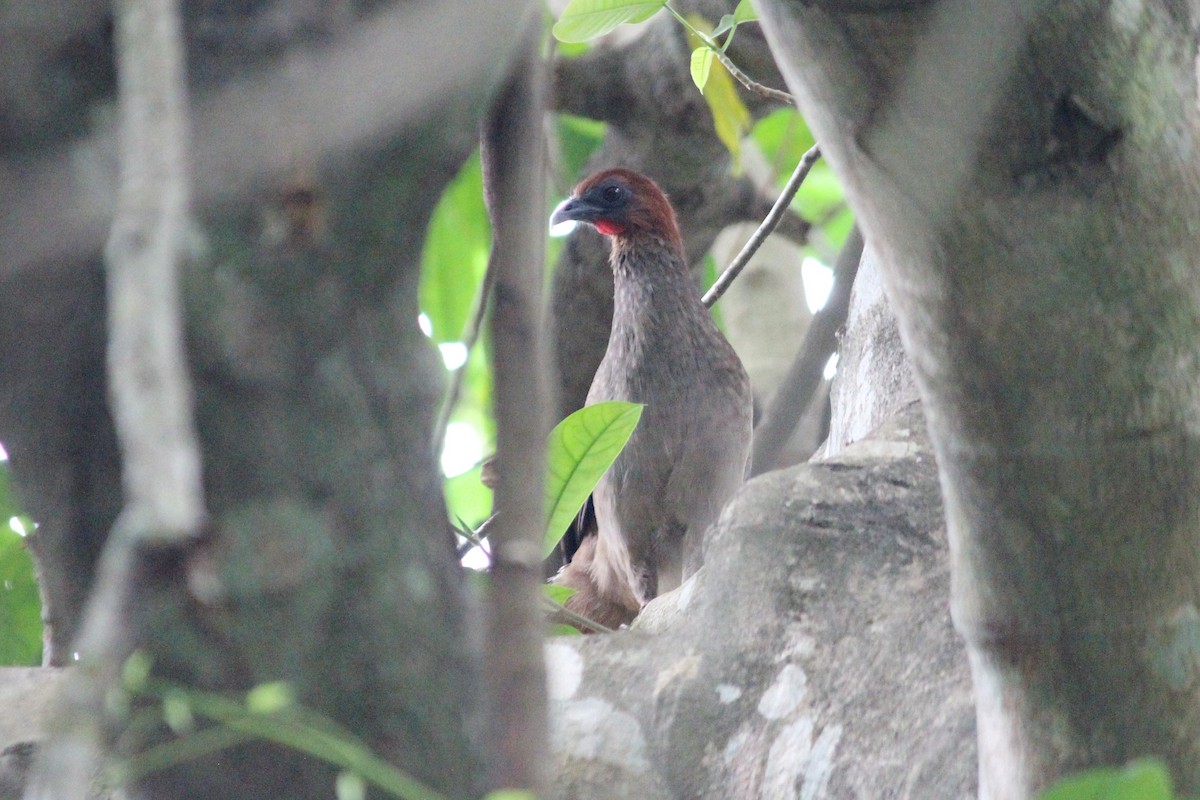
[757,0,1200,795]
[824,245,919,458]
[23,2,205,795]
[104,0,204,543]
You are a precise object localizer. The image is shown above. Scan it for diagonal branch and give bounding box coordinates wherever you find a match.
[703,145,822,308]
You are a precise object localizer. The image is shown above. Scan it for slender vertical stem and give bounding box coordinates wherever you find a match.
[480,11,552,795]
[25,2,201,797]
[105,0,205,542]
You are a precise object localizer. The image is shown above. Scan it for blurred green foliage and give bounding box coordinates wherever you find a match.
[0,462,41,665]
[751,107,854,256]
[419,151,491,345]
[556,114,607,185]
[1037,759,1183,800]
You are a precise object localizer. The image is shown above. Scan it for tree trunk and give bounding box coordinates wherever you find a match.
[2,2,536,798]
[756,1,1200,795]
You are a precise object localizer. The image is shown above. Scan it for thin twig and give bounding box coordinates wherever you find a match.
[431,261,497,455]
[543,597,615,635]
[135,681,453,800]
[702,145,822,308]
[454,513,495,560]
[713,49,795,105]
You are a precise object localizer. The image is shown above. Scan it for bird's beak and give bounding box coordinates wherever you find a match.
[552,197,580,227]
[550,196,599,236]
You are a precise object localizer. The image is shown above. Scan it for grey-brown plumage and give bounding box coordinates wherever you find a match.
[549,169,753,624]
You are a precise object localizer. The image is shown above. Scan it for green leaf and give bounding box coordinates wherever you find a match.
[733,0,759,23]
[686,17,751,167]
[543,401,643,557]
[122,651,153,690]
[552,0,666,43]
[544,583,577,605]
[0,510,41,666]
[444,464,492,533]
[794,160,843,215]
[440,346,496,529]
[751,108,815,171]
[700,55,751,165]
[1037,759,1174,800]
[418,151,490,343]
[712,13,736,38]
[690,47,715,92]
[702,252,725,331]
[816,207,855,250]
[549,623,584,637]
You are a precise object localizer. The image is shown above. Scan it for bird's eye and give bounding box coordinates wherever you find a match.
[601,184,624,204]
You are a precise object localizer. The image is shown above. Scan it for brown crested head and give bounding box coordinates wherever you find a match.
[550,168,684,256]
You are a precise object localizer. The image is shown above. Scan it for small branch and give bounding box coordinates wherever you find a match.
[105,0,206,542]
[133,682,453,800]
[703,145,822,308]
[25,2,203,796]
[664,3,795,105]
[544,597,615,635]
[454,513,495,560]
[431,259,497,455]
[750,224,864,476]
[713,48,795,105]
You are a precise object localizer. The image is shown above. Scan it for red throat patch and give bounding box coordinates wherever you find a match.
[594,220,626,237]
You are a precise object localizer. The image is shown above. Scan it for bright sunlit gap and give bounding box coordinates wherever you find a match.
[417,313,433,337]
[441,421,484,478]
[0,441,7,462]
[823,353,839,381]
[439,342,468,371]
[461,544,490,571]
[801,257,833,313]
[8,516,26,537]
[549,218,578,237]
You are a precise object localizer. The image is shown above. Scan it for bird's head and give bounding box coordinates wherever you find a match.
[550,169,684,255]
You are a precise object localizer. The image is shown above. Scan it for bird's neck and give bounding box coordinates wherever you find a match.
[608,238,707,336]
